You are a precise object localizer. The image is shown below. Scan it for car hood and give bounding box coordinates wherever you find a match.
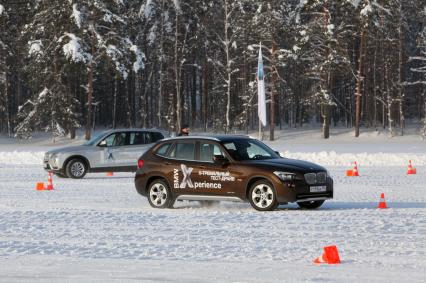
[46,145,92,155]
[246,158,326,173]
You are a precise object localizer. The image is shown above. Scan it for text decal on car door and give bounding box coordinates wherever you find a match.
[174,164,224,189]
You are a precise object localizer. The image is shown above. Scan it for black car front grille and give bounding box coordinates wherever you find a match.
[317,172,327,183]
[304,172,327,184]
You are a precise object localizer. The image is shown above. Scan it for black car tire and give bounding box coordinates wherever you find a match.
[297,200,325,209]
[147,179,174,209]
[65,158,87,179]
[248,180,278,211]
[54,172,68,178]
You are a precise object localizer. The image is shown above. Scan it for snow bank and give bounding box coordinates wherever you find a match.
[0,151,44,165]
[1,150,425,166]
[283,151,426,166]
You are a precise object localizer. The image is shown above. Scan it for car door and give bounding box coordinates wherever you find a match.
[165,141,199,196]
[117,131,155,168]
[97,132,128,168]
[191,141,239,196]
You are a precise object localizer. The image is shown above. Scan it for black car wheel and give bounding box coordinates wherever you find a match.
[147,179,174,209]
[248,180,278,211]
[65,158,87,179]
[297,200,325,209]
[54,172,68,178]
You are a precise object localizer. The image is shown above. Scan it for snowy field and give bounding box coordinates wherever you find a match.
[0,128,425,282]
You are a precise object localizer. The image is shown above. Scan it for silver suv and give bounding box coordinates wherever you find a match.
[43,129,167,178]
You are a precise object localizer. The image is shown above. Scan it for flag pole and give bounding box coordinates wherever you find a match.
[259,120,262,140]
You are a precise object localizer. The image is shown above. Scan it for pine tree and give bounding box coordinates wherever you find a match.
[15,0,80,140]
[66,0,144,139]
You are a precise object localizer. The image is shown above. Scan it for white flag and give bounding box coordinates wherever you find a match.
[257,43,267,126]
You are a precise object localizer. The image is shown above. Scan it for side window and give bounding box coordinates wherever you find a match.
[156,143,171,156]
[112,132,127,146]
[102,134,116,147]
[150,132,164,142]
[129,132,145,145]
[144,132,153,144]
[200,142,224,162]
[246,142,272,159]
[101,133,127,147]
[169,142,195,160]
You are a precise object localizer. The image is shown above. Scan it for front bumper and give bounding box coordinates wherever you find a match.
[43,155,62,173]
[275,177,334,203]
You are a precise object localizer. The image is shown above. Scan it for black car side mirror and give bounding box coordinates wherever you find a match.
[275,151,282,157]
[214,155,229,165]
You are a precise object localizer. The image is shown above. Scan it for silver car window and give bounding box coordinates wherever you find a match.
[130,132,145,145]
[113,133,126,146]
[102,132,127,147]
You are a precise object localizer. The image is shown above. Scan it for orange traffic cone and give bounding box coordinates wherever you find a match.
[35,182,45,191]
[352,162,359,177]
[378,193,387,209]
[407,160,416,175]
[313,254,327,264]
[106,172,114,177]
[313,245,341,264]
[345,169,353,176]
[46,172,54,190]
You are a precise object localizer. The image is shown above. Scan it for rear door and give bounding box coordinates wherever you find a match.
[164,141,199,196]
[115,131,154,169]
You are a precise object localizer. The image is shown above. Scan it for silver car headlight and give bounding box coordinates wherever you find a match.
[51,154,59,165]
[274,171,296,181]
[44,152,51,161]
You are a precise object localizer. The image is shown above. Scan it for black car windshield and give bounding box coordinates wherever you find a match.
[222,139,280,161]
[84,132,108,146]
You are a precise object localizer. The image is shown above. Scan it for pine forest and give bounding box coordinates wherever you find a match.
[0,0,426,140]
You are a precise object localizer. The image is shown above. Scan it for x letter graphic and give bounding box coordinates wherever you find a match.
[180,164,194,188]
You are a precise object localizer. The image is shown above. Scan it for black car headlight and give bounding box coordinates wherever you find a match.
[274,171,296,181]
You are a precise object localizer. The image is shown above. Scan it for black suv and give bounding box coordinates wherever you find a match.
[135,135,333,211]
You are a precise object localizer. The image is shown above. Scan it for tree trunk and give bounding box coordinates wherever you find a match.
[224,0,231,134]
[113,76,118,128]
[322,105,330,139]
[355,28,366,137]
[270,40,277,141]
[4,76,11,137]
[397,1,404,136]
[203,56,209,132]
[85,42,94,140]
[174,12,181,134]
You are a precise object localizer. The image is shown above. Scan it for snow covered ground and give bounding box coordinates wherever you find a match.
[0,128,425,282]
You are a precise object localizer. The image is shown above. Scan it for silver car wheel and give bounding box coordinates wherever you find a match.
[149,183,168,207]
[251,184,274,209]
[70,161,85,177]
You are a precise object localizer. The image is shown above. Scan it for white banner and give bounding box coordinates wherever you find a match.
[257,43,267,126]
